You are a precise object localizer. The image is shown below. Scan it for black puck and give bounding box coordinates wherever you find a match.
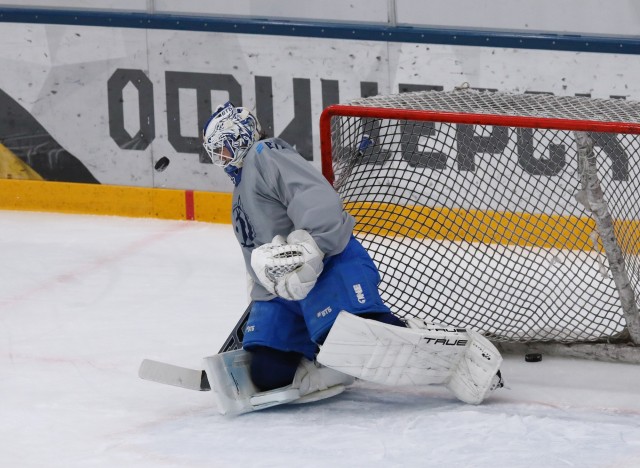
[525,353,542,362]
[154,156,170,172]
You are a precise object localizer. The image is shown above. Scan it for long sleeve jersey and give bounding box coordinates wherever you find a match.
[229,137,355,301]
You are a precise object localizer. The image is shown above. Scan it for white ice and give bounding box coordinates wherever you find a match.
[1,210,640,468]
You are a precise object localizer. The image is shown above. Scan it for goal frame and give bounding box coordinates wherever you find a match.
[319,100,640,363]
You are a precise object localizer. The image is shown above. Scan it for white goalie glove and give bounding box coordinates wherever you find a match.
[251,230,324,301]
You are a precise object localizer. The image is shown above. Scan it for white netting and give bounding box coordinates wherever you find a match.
[326,90,640,344]
[346,89,640,124]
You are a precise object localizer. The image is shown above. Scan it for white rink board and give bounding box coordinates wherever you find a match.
[2,21,640,192]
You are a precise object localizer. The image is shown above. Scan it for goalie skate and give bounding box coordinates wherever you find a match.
[317,312,503,404]
[203,349,354,416]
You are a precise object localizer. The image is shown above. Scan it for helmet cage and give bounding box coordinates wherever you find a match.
[202,102,261,168]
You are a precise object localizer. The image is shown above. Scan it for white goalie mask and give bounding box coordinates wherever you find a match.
[202,102,262,169]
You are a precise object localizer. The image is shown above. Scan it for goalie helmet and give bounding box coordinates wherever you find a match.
[202,102,262,169]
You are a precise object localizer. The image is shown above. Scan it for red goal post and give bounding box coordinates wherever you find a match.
[319,89,640,362]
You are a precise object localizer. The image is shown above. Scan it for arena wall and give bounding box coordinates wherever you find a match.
[0,1,638,220]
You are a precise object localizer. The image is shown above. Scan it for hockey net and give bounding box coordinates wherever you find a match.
[320,89,640,359]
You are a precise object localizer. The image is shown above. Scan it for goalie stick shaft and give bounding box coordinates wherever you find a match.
[218,302,252,353]
[139,304,252,390]
[138,359,211,391]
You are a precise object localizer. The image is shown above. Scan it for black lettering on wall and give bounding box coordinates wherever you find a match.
[320,79,343,163]
[356,81,393,165]
[398,84,446,168]
[255,76,274,138]
[590,132,628,181]
[360,82,378,99]
[165,72,241,158]
[456,125,509,172]
[277,78,313,160]
[107,68,155,150]
[400,121,448,169]
[103,71,632,182]
[321,79,340,109]
[516,128,566,176]
[398,83,443,93]
[257,77,313,160]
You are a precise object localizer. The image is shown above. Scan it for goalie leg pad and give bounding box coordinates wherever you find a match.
[445,328,503,404]
[203,349,354,416]
[407,318,504,404]
[317,312,469,386]
[317,312,503,403]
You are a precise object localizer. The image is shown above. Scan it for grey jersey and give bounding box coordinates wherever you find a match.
[230,137,355,301]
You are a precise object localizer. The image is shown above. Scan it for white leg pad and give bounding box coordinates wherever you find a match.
[445,328,503,404]
[317,312,502,403]
[203,349,298,416]
[203,349,354,416]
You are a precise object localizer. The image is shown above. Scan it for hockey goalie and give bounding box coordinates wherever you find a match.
[140,102,504,415]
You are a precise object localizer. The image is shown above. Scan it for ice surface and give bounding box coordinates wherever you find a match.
[1,210,640,468]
